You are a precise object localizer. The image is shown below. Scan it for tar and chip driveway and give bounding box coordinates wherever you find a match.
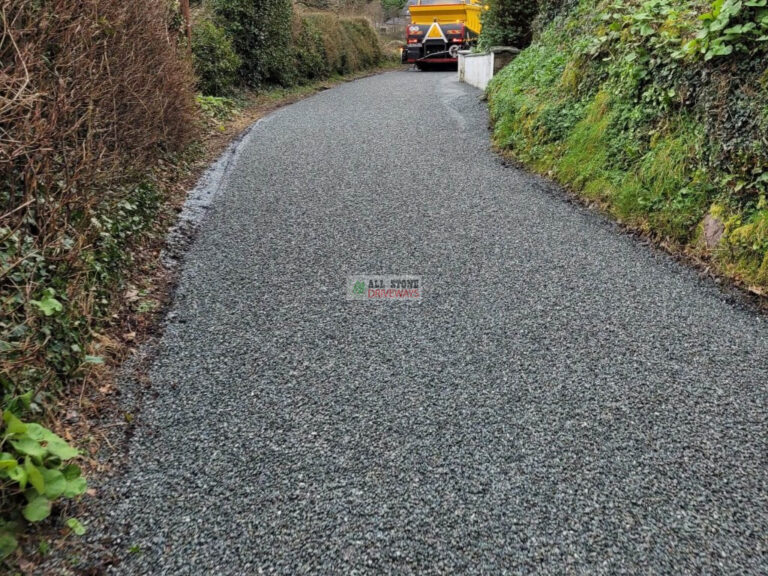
[99,72,767,574]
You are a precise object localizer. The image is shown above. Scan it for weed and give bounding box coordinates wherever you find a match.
[196,95,239,122]
[0,411,87,558]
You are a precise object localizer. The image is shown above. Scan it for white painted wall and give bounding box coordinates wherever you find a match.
[458,48,520,91]
[457,52,494,91]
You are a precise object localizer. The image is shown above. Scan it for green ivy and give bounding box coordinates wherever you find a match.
[2,180,160,422]
[587,0,768,64]
[681,0,768,60]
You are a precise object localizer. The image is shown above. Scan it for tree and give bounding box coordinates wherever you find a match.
[381,0,407,20]
[180,0,192,44]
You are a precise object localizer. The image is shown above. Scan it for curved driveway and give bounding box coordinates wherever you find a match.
[101,71,767,574]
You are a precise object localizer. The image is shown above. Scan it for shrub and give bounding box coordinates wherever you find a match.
[206,2,383,88]
[339,18,383,72]
[0,0,197,522]
[210,0,295,87]
[480,0,539,49]
[293,14,331,80]
[192,15,242,96]
[292,14,383,82]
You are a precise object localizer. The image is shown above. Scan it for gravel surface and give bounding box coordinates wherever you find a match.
[89,71,767,574]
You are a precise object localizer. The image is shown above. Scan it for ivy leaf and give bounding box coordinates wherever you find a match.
[60,463,82,481]
[66,518,86,536]
[8,465,27,490]
[16,391,33,410]
[29,293,63,316]
[84,355,105,365]
[25,423,55,442]
[22,496,52,522]
[0,453,17,470]
[639,23,655,36]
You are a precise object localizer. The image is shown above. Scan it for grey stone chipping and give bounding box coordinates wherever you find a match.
[85,71,767,575]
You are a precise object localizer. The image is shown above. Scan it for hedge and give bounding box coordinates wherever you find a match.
[293,14,383,81]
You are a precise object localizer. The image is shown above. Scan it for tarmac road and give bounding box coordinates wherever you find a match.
[92,71,767,574]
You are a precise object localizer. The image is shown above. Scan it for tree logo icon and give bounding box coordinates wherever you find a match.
[352,280,366,295]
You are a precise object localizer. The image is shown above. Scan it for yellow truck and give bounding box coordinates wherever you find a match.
[402,0,484,69]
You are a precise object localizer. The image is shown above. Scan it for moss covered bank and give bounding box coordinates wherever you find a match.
[488,0,768,292]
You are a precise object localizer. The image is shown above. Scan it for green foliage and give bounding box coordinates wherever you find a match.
[480,0,539,49]
[28,290,63,318]
[536,0,579,22]
[196,95,239,121]
[292,14,383,82]
[1,180,161,422]
[206,2,382,88]
[587,0,768,63]
[0,411,86,557]
[488,0,768,288]
[381,0,408,19]
[293,16,330,81]
[66,517,86,536]
[86,182,162,317]
[723,196,768,282]
[617,119,712,240]
[338,18,384,72]
[681,0,768,60]
[210,0,295,87]
[191,15,241,96]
